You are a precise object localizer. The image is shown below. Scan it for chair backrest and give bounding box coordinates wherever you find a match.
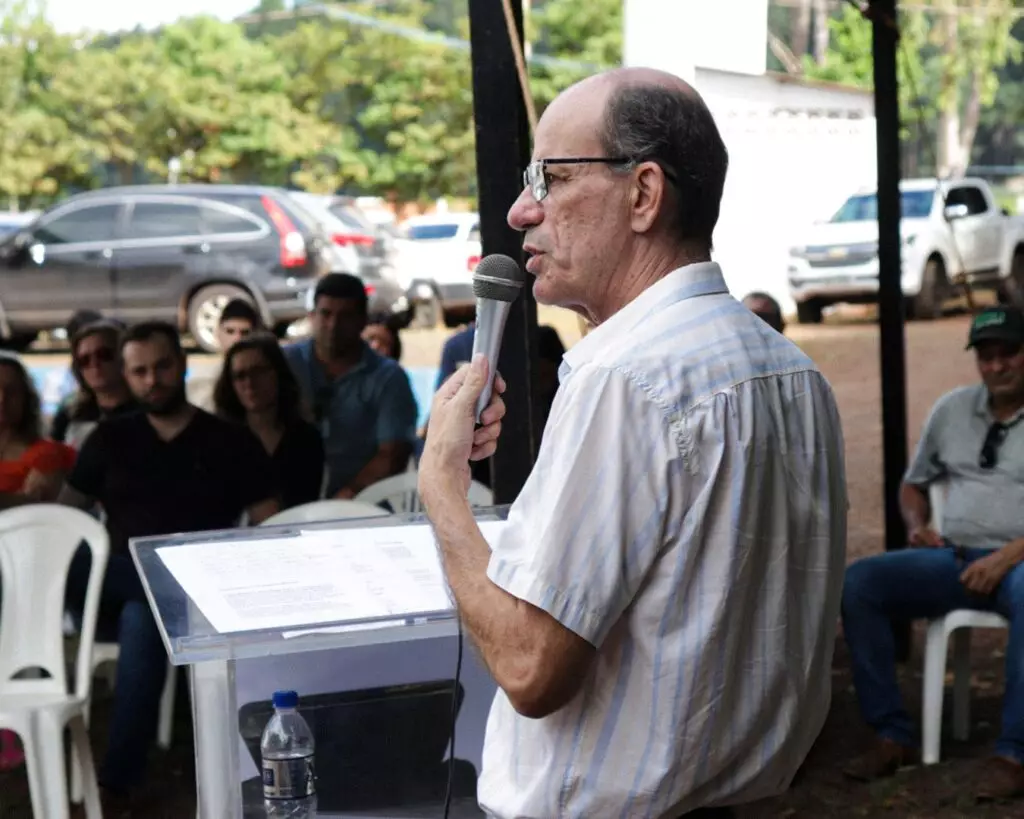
[355,472,423,513]
[0,505,109,700]
[355,473,495,514]
[929,481,948,534]
[260,499,391,527]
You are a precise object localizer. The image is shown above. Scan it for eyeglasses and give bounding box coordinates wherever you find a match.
[523,156,678,203]
[75,347,115,369]
[979,421,1010,469]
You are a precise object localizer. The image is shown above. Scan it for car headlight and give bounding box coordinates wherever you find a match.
[789,246,806,258]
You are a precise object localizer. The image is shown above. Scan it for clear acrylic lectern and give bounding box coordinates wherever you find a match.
[131,509,506,819]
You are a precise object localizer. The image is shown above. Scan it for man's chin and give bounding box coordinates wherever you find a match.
[140,395,186,416]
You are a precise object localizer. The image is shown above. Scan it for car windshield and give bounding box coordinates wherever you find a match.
[403,223,460,240]
[831,190,935,222]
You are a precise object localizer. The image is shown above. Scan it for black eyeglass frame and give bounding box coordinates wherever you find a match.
[523,156,678,202]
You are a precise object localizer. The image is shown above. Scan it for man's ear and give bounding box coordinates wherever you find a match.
[630,162,669,234]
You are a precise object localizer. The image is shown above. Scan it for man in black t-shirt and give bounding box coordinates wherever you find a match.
[60,321,279,798]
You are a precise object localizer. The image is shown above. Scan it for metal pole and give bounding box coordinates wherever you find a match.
[468,0,539,503]
[870,0,911,660]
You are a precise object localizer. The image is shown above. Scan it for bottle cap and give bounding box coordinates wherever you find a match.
[272,690,298,709]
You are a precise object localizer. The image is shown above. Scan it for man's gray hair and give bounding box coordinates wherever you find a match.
[600,83,729,251]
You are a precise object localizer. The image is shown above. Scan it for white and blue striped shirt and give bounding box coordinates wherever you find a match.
[480,262,847,818]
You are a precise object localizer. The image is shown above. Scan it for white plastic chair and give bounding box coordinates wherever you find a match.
[0,505,107,819]
[355,472,493,514]
[261,499,392,526]
[921,482,1009,765]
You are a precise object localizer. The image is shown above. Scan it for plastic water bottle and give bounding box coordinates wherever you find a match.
[261,690,317,818]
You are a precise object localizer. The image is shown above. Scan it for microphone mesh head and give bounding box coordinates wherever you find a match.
[473,254,527,302]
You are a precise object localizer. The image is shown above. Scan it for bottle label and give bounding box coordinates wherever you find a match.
[262,754,316,799]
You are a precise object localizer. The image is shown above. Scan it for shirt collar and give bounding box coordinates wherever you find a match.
[306,339,378,382]
[974,383,1024,426]
[560,261,728,381]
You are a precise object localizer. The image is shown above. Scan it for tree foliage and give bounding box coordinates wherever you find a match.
[803,0,1023,176]
[5,0,1016,211]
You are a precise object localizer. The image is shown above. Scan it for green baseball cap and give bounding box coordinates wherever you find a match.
[966,306,1024,349]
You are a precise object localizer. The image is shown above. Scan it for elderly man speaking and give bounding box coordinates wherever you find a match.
[419,68,848,819]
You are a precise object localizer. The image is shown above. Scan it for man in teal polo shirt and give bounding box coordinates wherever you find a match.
[285,273,417,498]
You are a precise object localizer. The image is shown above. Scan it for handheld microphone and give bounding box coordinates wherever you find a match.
[470,253,527,422]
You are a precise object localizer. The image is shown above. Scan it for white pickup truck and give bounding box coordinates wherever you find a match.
[787,178,1024,323]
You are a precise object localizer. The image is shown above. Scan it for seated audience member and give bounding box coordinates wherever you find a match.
[0,355,74,501]
[842,306,1024,802]
[284,274,417,499]
[186,298,261,412]
[0,354,74,770]
[362,313,404,362]
[51,320,136,448]
[60,321,278,802]
[436,322,474,390]
[742,291,786,334]
[215,333,324,510]
[66,309,105,339]
[52,309,106,428]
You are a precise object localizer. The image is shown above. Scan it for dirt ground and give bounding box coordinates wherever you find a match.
[2,313,1022,818]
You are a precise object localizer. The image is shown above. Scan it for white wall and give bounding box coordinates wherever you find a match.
[708,109,878,312]
[623,0,769,80]
[696,68,875,118]
[621,0,878,314]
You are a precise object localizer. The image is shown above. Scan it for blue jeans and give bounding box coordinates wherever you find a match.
[842,545,1024,763]
[67,547,170,791]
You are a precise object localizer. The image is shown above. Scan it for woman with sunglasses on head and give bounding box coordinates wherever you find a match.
[214,333,324,510]
[50,320,137,449]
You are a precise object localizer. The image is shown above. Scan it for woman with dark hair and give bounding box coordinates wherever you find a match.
[362,313,403,361]
[214,333,324,510]
[0,354,76,770]
[50,320,136,447]
[0,355,75,501]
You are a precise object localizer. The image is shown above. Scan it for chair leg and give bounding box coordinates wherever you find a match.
[922,619,950,765]
[952,628,973,742]
[157,663,176,750]
[20,724,48,819]
[35,711,72,819]
[70,698,92,804]
[68,713,103,819]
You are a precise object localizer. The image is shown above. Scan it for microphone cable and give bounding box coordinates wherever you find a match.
[443,611,464,819]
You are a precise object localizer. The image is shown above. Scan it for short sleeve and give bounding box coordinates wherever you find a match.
[486,364,676,647]
[435,329,474,390]
[230,426,279,509]
[27,440,76,474]
[904,394,951,486]
[67,425,109,499]
[376,367,418,446]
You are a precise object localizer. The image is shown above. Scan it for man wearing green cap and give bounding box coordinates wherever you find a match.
[841,305,1024,801]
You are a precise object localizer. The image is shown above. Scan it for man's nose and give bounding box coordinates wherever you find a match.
[508,187,543,232]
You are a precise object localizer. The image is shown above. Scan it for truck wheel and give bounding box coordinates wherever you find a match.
[188,284,253,353]
[412,291,442,330]
[910,257,947,321]
[0,332,37,352]
[443,307,474,329]
[796,300,823,324]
